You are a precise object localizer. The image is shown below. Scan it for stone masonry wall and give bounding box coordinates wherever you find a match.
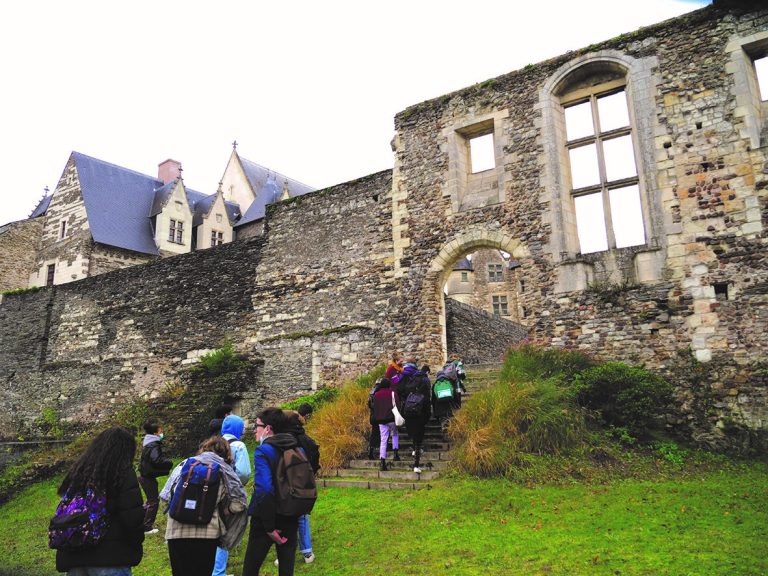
[0,171,396,438]
[0,237,266,437]
[245,170,399,388]
[392,3,768,448]
[0,217,43,291]
[89,243,155,276]
[445,298,528,365]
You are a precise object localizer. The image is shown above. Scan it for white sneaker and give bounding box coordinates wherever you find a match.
[144,528,159,535]
[413,467,422,474]
[304,552,315,563]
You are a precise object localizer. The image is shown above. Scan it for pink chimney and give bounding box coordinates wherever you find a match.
[158,159,182,184]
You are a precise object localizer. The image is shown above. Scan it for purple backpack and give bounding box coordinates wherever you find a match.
[48,486,109,550]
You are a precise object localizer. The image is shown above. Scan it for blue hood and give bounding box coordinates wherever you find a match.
[221,415,245,440]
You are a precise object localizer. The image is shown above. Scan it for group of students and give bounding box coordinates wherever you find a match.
[368,353,466,474]
[50,404,320,576]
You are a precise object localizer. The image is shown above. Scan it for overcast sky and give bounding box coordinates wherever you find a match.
[0,0,709,228]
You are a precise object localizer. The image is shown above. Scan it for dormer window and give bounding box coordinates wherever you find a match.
[169,219,184,244]
[210,230,223,247]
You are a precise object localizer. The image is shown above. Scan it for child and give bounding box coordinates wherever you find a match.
[138,419,173,534]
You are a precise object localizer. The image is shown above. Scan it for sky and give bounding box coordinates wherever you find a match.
[0,0,709,228]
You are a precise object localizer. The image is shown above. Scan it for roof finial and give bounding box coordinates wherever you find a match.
[218,180,224,193]
[44,186,50,195]
[232,140,238,150]
[177,164,183,180]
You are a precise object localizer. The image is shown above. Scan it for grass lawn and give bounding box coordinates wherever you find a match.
[1,463,766,576]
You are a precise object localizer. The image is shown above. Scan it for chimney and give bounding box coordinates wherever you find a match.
[158,159,182,184]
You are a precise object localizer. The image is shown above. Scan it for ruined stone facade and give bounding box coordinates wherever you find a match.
[0,2,766,450]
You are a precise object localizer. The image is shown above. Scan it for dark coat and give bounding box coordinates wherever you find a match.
[372,386,399,424]
[138,440,173,479]
[56,465,145,572]
[284,422,321,474]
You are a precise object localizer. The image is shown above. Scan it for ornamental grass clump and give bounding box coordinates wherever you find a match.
[304,365,384,473]
[449,378,587,477]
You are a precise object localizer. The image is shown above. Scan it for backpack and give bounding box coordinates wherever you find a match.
[403,391,426,417]
[168,458,221,525]
[274,447,318,516]
[48,486,110,551]
[433,379,455,400]
[441,362,459,383]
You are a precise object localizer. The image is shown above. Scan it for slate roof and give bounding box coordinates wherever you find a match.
[235,156,314,227]
[72,152,240,256]
[453,257,473,271]
[74,152,163,255]
[29,194,52,218]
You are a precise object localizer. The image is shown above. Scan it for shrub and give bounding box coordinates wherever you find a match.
[304,365,384,473]
[574,362,674,438]
[193,340,245,378]
[448,377,587,477]
[282,387,339,413]
[500,344,594,385]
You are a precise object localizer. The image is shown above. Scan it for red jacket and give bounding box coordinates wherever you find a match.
[372,387,399,424]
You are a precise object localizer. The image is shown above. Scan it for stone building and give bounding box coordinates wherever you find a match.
[0,1,766,451]
[445,249,524,321]
[4,147,314,290]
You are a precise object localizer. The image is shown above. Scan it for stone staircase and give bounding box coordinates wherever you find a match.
[320,363,501,490]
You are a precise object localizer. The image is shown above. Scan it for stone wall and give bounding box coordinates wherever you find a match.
[390,3,768,448]
[245,170,398,387]
[445,298,528,365]
[0,171,396,438]
[89,243,155,276]
[0,217,43,291]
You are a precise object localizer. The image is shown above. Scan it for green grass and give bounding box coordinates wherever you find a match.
[2,464,767,576]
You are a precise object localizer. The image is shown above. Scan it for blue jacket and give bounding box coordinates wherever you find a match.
[248,433,299,531]
[222,415,251,485]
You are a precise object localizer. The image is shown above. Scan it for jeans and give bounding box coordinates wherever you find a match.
[212,546,229,576]
[379,422,398,459]
[298,514,312,554]
[68,569,132,576]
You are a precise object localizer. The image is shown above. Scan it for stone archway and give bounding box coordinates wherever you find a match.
[425,225,530,362]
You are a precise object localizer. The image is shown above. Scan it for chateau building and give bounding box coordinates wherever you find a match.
[7,147,313,288]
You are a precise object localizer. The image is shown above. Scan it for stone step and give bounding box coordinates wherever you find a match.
[319,478,431,490]
[349,458,449,471]
[381,440,451,451]
[332,467,441,481]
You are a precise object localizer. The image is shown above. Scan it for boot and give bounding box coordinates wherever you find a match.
[379,458,387,471]
[368,446,375,460]
[393,449,401,461]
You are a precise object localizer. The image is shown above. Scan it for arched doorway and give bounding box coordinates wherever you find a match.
[426,226,530,362]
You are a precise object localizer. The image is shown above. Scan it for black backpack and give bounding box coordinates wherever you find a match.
[274,447,318,516]
[403,391,426,417]
[168,458,221,525]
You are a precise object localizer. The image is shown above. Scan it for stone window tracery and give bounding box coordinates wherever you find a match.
[210,230,223,247]
[488,263,503,282]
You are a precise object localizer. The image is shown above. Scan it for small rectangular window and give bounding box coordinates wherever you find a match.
[492,295,509,316]
[168,219,176,242]
[211,230,223,247]
[469,133,495,173]
[755,56,768,101]
[59,220,67,239]
[460,271,468,282]
[46,263,55,287]
[176,221,184,244]
[488,264,503,282]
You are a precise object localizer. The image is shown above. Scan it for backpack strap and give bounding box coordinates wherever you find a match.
[172,460,200,517]
[197,463,214,523]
